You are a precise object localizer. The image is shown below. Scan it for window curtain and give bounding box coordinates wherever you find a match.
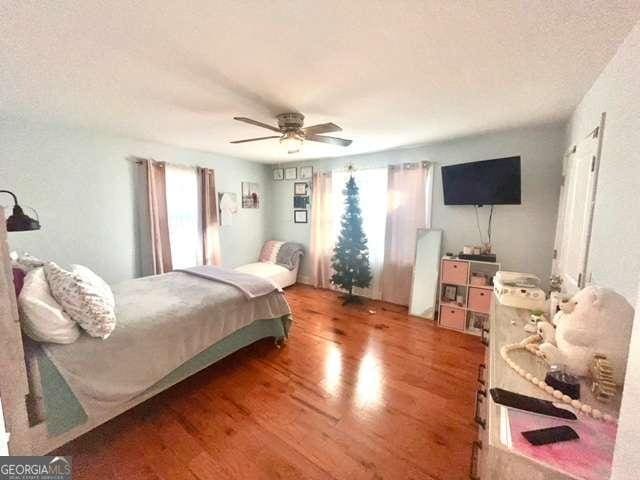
[309,172,333,288]
[198,167,222,266]
[140,159,172,274]
[381,162,432,305]
[332,168,388,299]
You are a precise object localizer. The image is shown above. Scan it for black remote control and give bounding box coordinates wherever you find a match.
[490,388,577,420]
[522,425,579,446]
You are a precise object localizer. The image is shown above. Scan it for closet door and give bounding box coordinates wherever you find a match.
[553,118,604,293]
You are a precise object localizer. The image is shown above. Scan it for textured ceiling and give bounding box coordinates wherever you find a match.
[1,1,639,163]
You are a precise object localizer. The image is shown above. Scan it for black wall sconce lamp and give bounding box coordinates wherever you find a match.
[0,190,41,232]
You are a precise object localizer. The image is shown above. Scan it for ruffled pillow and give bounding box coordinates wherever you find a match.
[72,264,115,308]
[44,262,116,339]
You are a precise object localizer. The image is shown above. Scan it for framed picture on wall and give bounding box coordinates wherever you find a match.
[294,210,308,223]
[241,182,260,208]
[273,168,284,181]
[294,182,308,195]
[293,196,309,209]
[284,167,297,180]
[299,166,313,180]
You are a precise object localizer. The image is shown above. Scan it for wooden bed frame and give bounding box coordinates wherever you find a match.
[0,211,288,455]
[0,210,33,454]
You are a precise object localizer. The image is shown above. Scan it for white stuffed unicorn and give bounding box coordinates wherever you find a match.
[538,286,634,384]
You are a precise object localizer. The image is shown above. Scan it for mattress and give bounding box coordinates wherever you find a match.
[41,271,291,421]
[35,315,291,437]
[235,262,298,289]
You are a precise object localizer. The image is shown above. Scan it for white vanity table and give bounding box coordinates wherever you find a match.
[473,298,620,479]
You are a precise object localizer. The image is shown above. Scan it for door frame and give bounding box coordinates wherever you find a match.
[552,112,605,294]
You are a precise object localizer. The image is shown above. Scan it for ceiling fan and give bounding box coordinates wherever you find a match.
[230,113,352,154]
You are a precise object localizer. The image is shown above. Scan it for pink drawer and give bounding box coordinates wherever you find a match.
[469,287,492,314]
[441,260,469,285]
[440,306,466,330]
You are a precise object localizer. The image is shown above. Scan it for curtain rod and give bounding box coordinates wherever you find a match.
[322,160,432,174]
[127,156,209,171]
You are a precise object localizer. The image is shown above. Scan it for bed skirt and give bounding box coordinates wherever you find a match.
[33,315,292,438]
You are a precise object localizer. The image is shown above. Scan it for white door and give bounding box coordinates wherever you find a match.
[553,119,603,294]
[551,148,573,275]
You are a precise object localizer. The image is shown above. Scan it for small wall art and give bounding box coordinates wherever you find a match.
[294,209,308,223]
[241,182,260,208]
[293,196,309,209]
[299,166,313,180]
[294,182,308,195]
[284,167,297,180]
[273,168,284,181]
[218,192,238,226]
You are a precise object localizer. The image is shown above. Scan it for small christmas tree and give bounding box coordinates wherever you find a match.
[331,172,372,304]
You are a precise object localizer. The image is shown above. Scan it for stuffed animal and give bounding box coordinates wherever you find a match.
[538,286,634,384]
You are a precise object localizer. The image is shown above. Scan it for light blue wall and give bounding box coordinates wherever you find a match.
[565,21,640,306]
[271,123,565,287]
[0,116,272,283]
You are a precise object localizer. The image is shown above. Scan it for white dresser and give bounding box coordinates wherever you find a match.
[472,299,620,479]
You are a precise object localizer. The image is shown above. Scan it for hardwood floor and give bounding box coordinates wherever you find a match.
[56,285,485,480]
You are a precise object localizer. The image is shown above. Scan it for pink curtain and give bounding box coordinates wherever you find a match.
[381,163,430,305]
[144,159,172,274]
[199,168,222,266]
[309,172,334,288]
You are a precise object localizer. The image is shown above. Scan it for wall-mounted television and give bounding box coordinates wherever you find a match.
[442,156,521,205]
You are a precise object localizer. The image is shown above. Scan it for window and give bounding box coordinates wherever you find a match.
[165,165,202,269]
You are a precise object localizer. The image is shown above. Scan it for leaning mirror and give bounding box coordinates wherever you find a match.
[409,229,443,319]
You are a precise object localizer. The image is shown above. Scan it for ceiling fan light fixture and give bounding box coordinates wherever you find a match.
[231,114,351,151]
[281,132,303,154]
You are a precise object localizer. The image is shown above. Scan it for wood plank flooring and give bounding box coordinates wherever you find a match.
[56,284,485,480]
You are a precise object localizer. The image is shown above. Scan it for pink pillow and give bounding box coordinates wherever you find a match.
[13,268,26,298]
[259,240,284,263]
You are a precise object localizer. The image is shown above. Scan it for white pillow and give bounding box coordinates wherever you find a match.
[44,262,117,339]
[71,264,115,308]
[18,267,81,344]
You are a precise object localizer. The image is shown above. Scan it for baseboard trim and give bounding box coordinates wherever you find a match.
[297,275,313,286]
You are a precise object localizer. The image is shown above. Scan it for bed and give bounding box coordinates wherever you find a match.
[23,269,292,454]
[234,240,304,289]
[235,260,299,289]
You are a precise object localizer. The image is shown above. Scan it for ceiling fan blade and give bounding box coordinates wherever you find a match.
[233,117,281,133]
[306,134,352,147]
[302,122,342,135]
[230,135,280,144]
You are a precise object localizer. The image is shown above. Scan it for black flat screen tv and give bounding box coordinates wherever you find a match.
[442,156,521,205]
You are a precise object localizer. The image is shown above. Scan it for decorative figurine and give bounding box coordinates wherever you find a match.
[590,354,617,403]
[525,310,545,333]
